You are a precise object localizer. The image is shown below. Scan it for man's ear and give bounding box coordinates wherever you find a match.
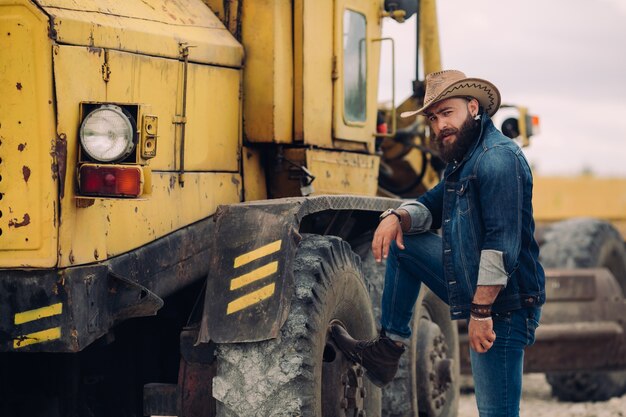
[468,98,480,116]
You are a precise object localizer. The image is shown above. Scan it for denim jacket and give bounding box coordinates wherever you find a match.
[401,113,545,319]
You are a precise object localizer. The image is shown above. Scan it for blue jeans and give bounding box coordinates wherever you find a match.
[381,232,541,417]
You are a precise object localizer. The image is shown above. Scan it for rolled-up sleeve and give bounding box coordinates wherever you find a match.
[398,201,433,234]
[477,249,509,286]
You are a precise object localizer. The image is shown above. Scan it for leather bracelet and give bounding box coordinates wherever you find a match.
[470,315,493,322]
[470,302,493,318]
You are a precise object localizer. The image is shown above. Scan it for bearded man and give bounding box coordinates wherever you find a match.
[332,70,545,417]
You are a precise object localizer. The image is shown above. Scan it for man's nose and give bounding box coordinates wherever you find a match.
[435,117,448,132]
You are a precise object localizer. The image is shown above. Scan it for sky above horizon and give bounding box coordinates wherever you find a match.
[378,0,626,177]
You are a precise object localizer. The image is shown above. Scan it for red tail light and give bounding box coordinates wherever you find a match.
[79,164,143,197]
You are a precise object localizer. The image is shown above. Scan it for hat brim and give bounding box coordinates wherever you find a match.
[401,77,501,119]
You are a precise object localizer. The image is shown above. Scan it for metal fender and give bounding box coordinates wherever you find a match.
[198,195,400,344]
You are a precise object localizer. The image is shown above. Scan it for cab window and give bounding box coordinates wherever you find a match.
[343,10,367,123]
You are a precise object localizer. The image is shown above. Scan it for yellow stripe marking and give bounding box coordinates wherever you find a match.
[227,283,276,315]
[230,261,278,290]
[234,240,282,268]
[14,303,63,325]
[13,327,62,349]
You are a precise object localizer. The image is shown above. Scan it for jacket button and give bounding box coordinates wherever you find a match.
[526,297,534,304]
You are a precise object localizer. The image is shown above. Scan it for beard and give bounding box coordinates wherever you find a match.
[433,113,481,163]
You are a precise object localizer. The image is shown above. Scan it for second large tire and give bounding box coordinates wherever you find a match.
[213,234,381,416]
[540,218,626,402]
[359,248,459,417]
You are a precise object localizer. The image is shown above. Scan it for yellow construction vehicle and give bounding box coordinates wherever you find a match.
[0,0,459,416]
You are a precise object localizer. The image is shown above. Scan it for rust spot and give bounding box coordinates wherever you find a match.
[22,166,31,182]
[169,175,176,189]
[231,176,240,186]
[16,82,22,90]
[94,249,99,260]
[55,134,67,198]
[48,16,57,40]
[17,143,26,151]
[8,213,30,228]
[76,198,95,208]
[87,46,102,56]
[134,206,138,213]
[69,251,75,264]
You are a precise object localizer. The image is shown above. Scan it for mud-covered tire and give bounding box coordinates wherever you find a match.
[360,250,459,417]
[213,235,381,416]
[540,218,626,402]
[412,290,460,417]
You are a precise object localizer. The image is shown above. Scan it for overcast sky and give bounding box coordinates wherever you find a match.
[379,0,626,177]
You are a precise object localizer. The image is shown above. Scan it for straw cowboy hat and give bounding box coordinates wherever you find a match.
[401,70,501,118]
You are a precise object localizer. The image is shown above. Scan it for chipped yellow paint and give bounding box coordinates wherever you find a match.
[0,1,58,267]
[35,0,243,68]
[227,283,276,315]
[233,239,282,268]
[306,148,379,196]
[14,303,63,325]
[51,43,242,267]
[13,327,62,349]
[230,262,278,290]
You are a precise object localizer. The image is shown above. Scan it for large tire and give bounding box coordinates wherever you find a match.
[540,218,626,402]
[360,250,459,417]
[213,235,381,416]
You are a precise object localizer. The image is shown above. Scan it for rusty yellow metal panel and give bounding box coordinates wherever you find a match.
[52,43,243,266]
[241,0,293,143]
[105,48,241,172]
[58,172,241,267]
[184,64,241,170]
[36,0,243,68]
[242,147,268,201]
[534,176,626,238]
[0,1,58,268]
[306,148,379,196]
[297,0,333,147]
[101,48,177,170]
[54,46,241,173]
[331,0,381,149]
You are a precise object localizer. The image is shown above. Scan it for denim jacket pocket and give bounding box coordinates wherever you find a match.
[456,180,472,216]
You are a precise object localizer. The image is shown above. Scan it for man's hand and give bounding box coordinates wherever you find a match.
[372,216,404,263]
[468,318,496,353]
[468,285,502,353]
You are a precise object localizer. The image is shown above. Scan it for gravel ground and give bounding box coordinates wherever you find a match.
[458,373,626,417]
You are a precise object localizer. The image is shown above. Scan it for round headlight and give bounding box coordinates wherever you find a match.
[80,105,136,162]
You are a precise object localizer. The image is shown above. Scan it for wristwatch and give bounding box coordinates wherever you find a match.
[379,208,402,223]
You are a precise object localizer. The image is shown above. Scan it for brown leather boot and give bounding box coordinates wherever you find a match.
[330,325,406,387]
